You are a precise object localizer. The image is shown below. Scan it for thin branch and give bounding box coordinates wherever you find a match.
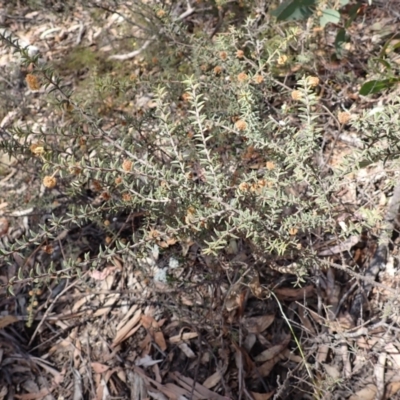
[108,35,155,61]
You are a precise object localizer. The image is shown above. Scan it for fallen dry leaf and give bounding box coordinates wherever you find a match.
[135,355,163,367]
[232,340,255,373]
[73,337,82,369]
[72,294,94,313]
[169,331,198,344]
[134,366,219,399]
[385,381,400,399]
[91,362,110,374]
[255,355,281,377]
[0,315,19,329]
[202,370,222,389]
[243,314,275,334]
[281,348,303,363]
[316,344,330,363]
[112,309,142,347]
[322,363,341,380]
[147,391,168,400]
[93,293,120,317]
[254,335,290,362]
[297,306,316,334]
[88,266,117,280]
[250,391,274,400]
[178,343,196,358]
[170,371,229,400]
[348,384,377,400]
[0,217,9,237]
[14,389,51,400]
[116,304,139,331]
[274,285,314,301]
[95,377,107,400]
[141,315,167,351]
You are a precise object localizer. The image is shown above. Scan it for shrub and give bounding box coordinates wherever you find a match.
[1,0,399,304]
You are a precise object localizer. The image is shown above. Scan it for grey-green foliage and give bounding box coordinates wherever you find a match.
[0,5,397,287]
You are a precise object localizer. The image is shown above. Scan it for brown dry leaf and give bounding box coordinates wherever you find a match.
[134,366,198,399]
[255,355,281,377]
[93,293,120,318]
[47,325,77,356]
[375,352,386,400]
[243,314,275,334]
[147,391,167,399]
[0,386,8,399]
[72,294,94,313]
[178,343,195,358]
[232,339,254,373]
[297,306,316,334]
[159,236,178,248]
[356,335,379,350]
[95,378,106,400]
[202,371,222,389]
[281,348,302,363]
[104,367,126,384]
[254,335,290,362]
[0,315,19,329]
[250,392,274,400]
[385,381,400,399]
[135,355,163,367]
[169,332,198,344]
[0,217,9,237]
[112,309,142,347]
[328,312,354,332]
[224,282,241,312]
[32,358,62,382]
[14,389,51,400]
[116,304,139,331]
[316,344,330,363]
[170,371,228,400]
[237,289,247,318]
[73,338,82,369]
[92,362,110,374]
[348,384,377,400]
[100,272,116,295]
[141,315,167,351]
[274,285,314,301]
[88,266,117,280]
[340,343,352,378]
[322,364,341,380]
[249,162,264,169]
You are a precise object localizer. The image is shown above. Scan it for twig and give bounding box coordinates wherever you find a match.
[108,36,155,61]
[177,0,195,20]
[76,21,86,45]
[375,350,386,400]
